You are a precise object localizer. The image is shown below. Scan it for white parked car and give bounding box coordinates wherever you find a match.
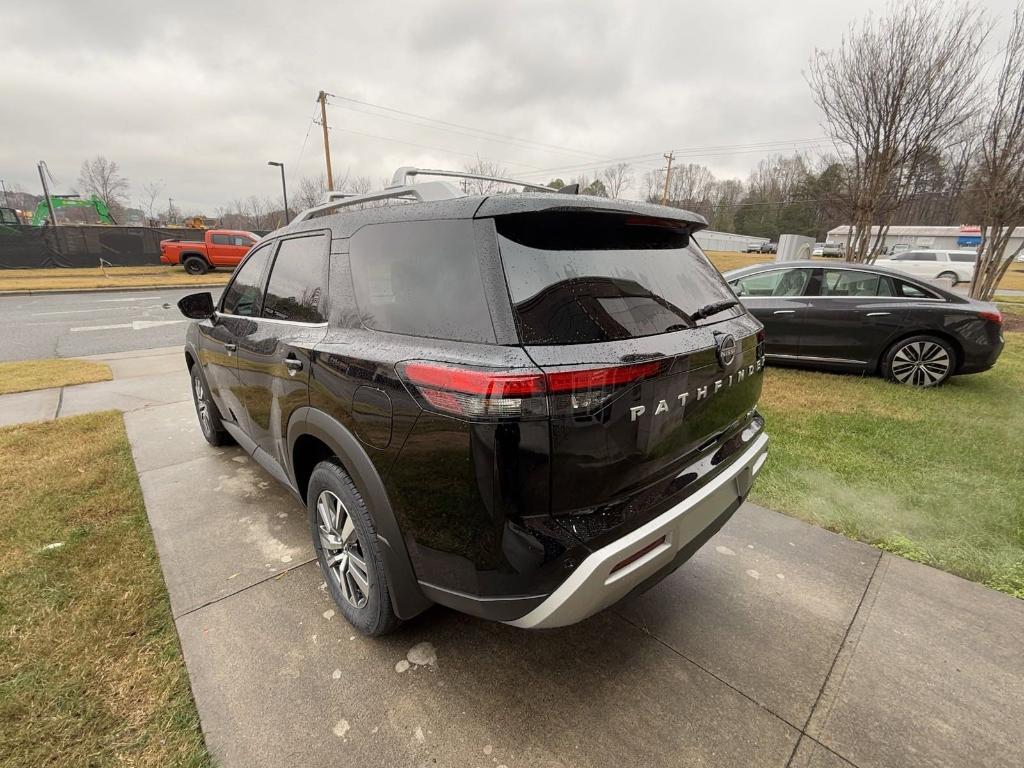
[875,249,977,285]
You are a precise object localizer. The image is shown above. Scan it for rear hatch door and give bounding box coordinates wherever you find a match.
[493,210,764,530]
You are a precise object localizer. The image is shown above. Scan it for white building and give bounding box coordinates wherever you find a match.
[826,224,1024,253]
[695,229,767,252]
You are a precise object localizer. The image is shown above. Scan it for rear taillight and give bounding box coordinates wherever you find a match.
[979,310,1003,325]
[397,359,666,420]
[398,361,548,420]
[756,328,767,357]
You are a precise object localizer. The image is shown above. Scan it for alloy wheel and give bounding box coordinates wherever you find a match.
[193,373,213,435]
[316,489,370,609]
[891,341,950,386]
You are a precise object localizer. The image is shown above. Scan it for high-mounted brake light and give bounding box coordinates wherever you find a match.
[979,310,1003,326]
[397,359,666,420]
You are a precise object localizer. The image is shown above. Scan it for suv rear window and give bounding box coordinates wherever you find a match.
[349,220,496,343]
[495,212,736,345]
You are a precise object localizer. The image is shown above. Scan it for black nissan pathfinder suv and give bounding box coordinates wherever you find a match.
[177,169,769,636]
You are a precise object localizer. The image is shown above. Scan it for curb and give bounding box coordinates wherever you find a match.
[0,283,227,297]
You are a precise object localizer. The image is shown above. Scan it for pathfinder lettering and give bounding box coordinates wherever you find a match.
[629,358,764,421]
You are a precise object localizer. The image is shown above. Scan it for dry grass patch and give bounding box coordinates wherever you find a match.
[0,412,211,767]
[0,265,231,293]
[0,358,112,395]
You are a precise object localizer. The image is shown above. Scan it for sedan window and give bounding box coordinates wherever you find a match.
[821,269,880,297]
[733,269,810,297]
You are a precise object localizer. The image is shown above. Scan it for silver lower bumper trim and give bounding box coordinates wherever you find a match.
[506,432,769,629]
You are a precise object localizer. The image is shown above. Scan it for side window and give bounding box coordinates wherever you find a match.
[876,276,895,296]
[221,244,273,316]
[349,220,496,343]
[211,234,231,245]
[733,269,810,297]
[949,253,977,263]
[821,270,879,297]
[896,280,936,299]
[913,252,937,262]
[262,234,328,323]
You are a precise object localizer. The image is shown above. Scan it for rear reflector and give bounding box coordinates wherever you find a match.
[610,536,667,575]
[979,310,1003,325]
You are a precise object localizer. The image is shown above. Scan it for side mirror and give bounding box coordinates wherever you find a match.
[178,292,215,319]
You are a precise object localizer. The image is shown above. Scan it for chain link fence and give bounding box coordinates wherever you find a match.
[0,225,205,269]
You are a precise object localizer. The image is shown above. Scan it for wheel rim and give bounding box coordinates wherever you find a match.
[193,374,213,434]
[891,341,950,386]
[316,490,370,609]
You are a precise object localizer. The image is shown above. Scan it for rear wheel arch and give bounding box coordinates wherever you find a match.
[287,407,431,620]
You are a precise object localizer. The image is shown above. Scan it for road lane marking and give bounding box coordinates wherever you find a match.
[95,296,163,302]
[70,319,185,332]
[31,306,163,317]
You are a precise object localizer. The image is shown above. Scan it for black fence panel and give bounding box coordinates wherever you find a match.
[0,225,206,269]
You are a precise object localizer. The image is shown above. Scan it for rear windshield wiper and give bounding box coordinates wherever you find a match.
[690,299,739,322]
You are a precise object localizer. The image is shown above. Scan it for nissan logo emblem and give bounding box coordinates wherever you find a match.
[717,334,737,368]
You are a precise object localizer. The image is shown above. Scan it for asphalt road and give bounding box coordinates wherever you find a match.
[0,287,224,362]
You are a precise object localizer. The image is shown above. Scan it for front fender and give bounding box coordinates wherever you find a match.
[287,406,431,620]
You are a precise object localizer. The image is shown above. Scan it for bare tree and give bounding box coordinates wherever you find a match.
[461,158,509,194]
[600,163,633,198]
[807,0,989,263]
[969,3,1024,300]
[78,156,130,210]
[140,181,163,223]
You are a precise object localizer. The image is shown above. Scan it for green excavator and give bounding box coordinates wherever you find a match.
[29,195,116,226]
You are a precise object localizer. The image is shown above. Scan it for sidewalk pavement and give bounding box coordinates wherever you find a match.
[0,345,188,427]
[2,347,1022,767]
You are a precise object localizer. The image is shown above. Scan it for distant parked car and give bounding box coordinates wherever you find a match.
[876,249,977,285]
[724,260,1003,387]
[744,242,777,254]
[812,242,843,257]
[160,229,259,275]
[745,241,768,253]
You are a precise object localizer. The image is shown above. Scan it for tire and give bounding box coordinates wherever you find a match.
[308,461,400,636]
[882,335,956,387]
[183,256,209,275]
[190,365,233,446]
[937,271,958,285]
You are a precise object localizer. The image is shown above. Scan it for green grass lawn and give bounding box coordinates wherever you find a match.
[0,412,212,767]
[754,332,1024,598]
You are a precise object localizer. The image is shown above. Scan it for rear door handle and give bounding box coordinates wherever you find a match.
[285,357,304,375]
[225,343,237,353]
[773,310,796,315]
[865,312,891,317]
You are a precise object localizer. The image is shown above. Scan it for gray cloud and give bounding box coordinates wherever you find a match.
[1,0,1017,214]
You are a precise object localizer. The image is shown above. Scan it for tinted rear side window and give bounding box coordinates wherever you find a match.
[262,234,328,323]
[349,220,496,343]
[495,212,736,344]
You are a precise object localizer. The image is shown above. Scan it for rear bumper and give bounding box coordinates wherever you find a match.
[506,431,769,629]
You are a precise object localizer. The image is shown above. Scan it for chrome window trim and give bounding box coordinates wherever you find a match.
[729,264,946,301]
[213,310,327,328]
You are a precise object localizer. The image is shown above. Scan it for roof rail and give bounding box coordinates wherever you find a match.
[290,166,556,224]
[390,166,554,192]
[290,180,464,223]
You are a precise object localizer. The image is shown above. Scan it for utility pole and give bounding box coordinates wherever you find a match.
[168,197,175,224]
[0,179,10,207]
[660,151,674,206]
[37,161,57,225]
[318,90,335,191]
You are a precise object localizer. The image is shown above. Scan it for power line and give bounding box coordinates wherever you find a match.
[319,122,541,170]
[325,93,610,161]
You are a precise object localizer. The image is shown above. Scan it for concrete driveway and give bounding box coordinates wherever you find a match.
[5,346,1021,767]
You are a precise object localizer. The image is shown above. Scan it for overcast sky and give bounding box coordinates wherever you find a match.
[1,0,1018,214]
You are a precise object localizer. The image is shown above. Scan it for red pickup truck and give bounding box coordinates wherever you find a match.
[160,229,259,274]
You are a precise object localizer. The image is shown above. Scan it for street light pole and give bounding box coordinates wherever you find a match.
[268,161,289,224]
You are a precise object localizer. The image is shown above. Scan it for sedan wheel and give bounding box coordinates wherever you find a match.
[884,337,954,387]
[316,489,371,609]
